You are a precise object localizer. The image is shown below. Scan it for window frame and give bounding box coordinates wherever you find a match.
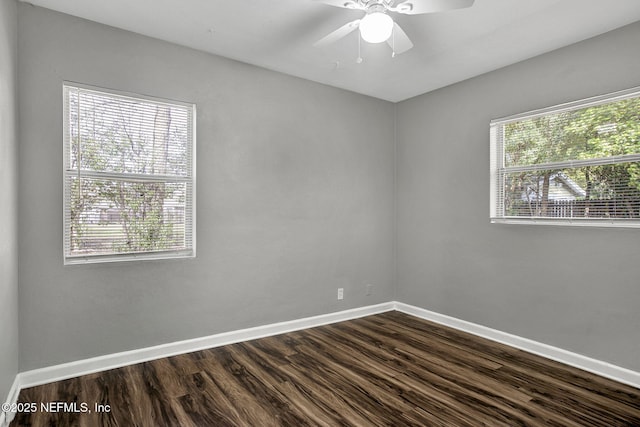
[490,86,640,228]
[63,82,196,264]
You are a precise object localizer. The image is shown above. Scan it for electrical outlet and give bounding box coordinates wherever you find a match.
[366,284,373,296]
[337,288,344,300]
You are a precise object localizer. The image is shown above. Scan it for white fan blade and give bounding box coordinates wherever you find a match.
[387,22,413,55]
[312,0,363,10]
[391,0,474,15]
[314,19,361,47]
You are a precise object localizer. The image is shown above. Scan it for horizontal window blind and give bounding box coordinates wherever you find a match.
[490,87,640,227]
[63,83,195,263]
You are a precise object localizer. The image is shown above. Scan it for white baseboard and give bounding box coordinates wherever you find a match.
[1,375,20,427]
[19,302,395,389]
[4,300,639,423]
[394,301,640,389]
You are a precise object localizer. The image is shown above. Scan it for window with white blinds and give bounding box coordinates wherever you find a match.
[63,83,195,264]
[490,87,640,227]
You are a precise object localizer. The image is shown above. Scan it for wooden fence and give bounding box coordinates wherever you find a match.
[509,199,640,218]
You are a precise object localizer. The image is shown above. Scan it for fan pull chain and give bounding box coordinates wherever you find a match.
[391,26,396,58]
[356,34,363,63]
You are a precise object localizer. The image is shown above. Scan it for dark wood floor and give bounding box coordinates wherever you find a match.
[11,311,640,426]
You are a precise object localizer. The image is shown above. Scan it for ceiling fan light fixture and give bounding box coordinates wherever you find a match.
[359,12,393,43]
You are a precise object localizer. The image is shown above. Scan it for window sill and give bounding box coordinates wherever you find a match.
[491,217,640,228]
[64,249,195,265]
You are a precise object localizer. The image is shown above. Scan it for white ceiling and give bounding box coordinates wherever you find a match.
[22,0,640,102]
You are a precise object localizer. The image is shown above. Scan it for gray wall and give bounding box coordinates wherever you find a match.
[18,5,395,371]
[396,21,640,371]
[0,0,19,404]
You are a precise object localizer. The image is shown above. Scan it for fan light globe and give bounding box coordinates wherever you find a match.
[359,12,393,43]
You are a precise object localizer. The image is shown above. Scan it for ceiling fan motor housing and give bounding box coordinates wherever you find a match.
[343,0,395,11]
[366,3,388,14]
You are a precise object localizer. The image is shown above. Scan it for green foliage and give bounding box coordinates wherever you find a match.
[502,96,640,218]
[68,91,188,255]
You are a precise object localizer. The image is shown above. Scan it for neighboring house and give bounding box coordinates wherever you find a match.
[99,207,121,224]
[521,172,586,202]
[90,201,184,225]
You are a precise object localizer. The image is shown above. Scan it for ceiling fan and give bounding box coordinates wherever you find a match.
[313,0,475,55]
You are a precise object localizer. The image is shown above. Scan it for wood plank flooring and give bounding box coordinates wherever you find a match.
[10,311,640,426]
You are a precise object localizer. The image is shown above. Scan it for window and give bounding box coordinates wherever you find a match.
[490,87,640,227]
[64,83,195,264]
